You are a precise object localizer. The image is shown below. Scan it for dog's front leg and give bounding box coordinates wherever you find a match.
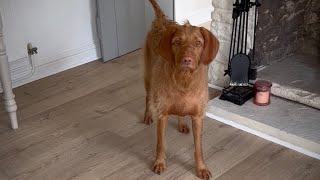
[153,115,168,174]
[192,116,211,180]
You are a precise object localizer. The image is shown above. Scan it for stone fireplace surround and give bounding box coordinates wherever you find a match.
[207,0,320,159]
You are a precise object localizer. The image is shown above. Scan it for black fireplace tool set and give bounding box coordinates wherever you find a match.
[219,0,261,105]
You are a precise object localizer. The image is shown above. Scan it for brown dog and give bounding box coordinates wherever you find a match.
[144,0,219,179]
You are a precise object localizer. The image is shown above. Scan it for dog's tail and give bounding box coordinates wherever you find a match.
[149,0,166,19]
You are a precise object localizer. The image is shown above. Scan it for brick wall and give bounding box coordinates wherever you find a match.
[255,0,320,65]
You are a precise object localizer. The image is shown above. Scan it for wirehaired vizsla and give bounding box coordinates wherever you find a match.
[144,0,219,179]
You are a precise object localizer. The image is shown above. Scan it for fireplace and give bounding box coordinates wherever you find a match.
[255,0,320,65]
[209,0,320,109]
[207,0,320,159]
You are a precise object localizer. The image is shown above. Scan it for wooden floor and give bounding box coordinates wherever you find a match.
[0,50,319,180]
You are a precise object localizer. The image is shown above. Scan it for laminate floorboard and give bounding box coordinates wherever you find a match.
[0,50,319,180]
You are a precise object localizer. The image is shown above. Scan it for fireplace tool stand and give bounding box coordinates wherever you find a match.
[220,0,261,105]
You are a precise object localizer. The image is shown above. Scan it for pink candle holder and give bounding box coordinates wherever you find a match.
[254,80,272,106]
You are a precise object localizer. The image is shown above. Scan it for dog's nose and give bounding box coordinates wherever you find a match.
[182,57,192,65]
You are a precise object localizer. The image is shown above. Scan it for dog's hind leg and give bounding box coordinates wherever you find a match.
[144,96,153,125]
[178,116,190,134]
[143,45,153,125]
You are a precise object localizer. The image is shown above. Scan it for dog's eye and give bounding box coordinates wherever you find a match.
[173,40,181,46]
[195,41,202,47]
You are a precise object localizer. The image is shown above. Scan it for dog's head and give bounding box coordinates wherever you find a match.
[158,22,219,72]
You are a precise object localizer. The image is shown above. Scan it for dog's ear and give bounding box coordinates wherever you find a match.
[200,27,219,65]
[158,26,177,62]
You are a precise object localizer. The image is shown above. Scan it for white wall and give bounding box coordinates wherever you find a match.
[145,0,174,32]
[0,0,101,89]
[174,0,213,25]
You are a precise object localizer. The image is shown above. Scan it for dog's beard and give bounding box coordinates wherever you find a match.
[176,68,193,76]
[172,68,195,90]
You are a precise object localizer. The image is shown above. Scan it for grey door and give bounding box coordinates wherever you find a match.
[115,0,146,56]
[97,0,174,62]
[97,0,118,62]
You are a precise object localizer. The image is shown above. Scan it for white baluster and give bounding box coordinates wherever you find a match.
[0,12,18,129]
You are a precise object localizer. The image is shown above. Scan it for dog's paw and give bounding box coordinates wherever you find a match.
[178,124,190,134]
[144,114,153,125]
[153,159,166,175]
[196,167,212,180]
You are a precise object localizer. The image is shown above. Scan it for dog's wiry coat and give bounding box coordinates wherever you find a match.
[143,0,219,179]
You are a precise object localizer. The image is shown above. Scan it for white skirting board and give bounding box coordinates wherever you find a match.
[0,43,101,93]
[206,97,320,160]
